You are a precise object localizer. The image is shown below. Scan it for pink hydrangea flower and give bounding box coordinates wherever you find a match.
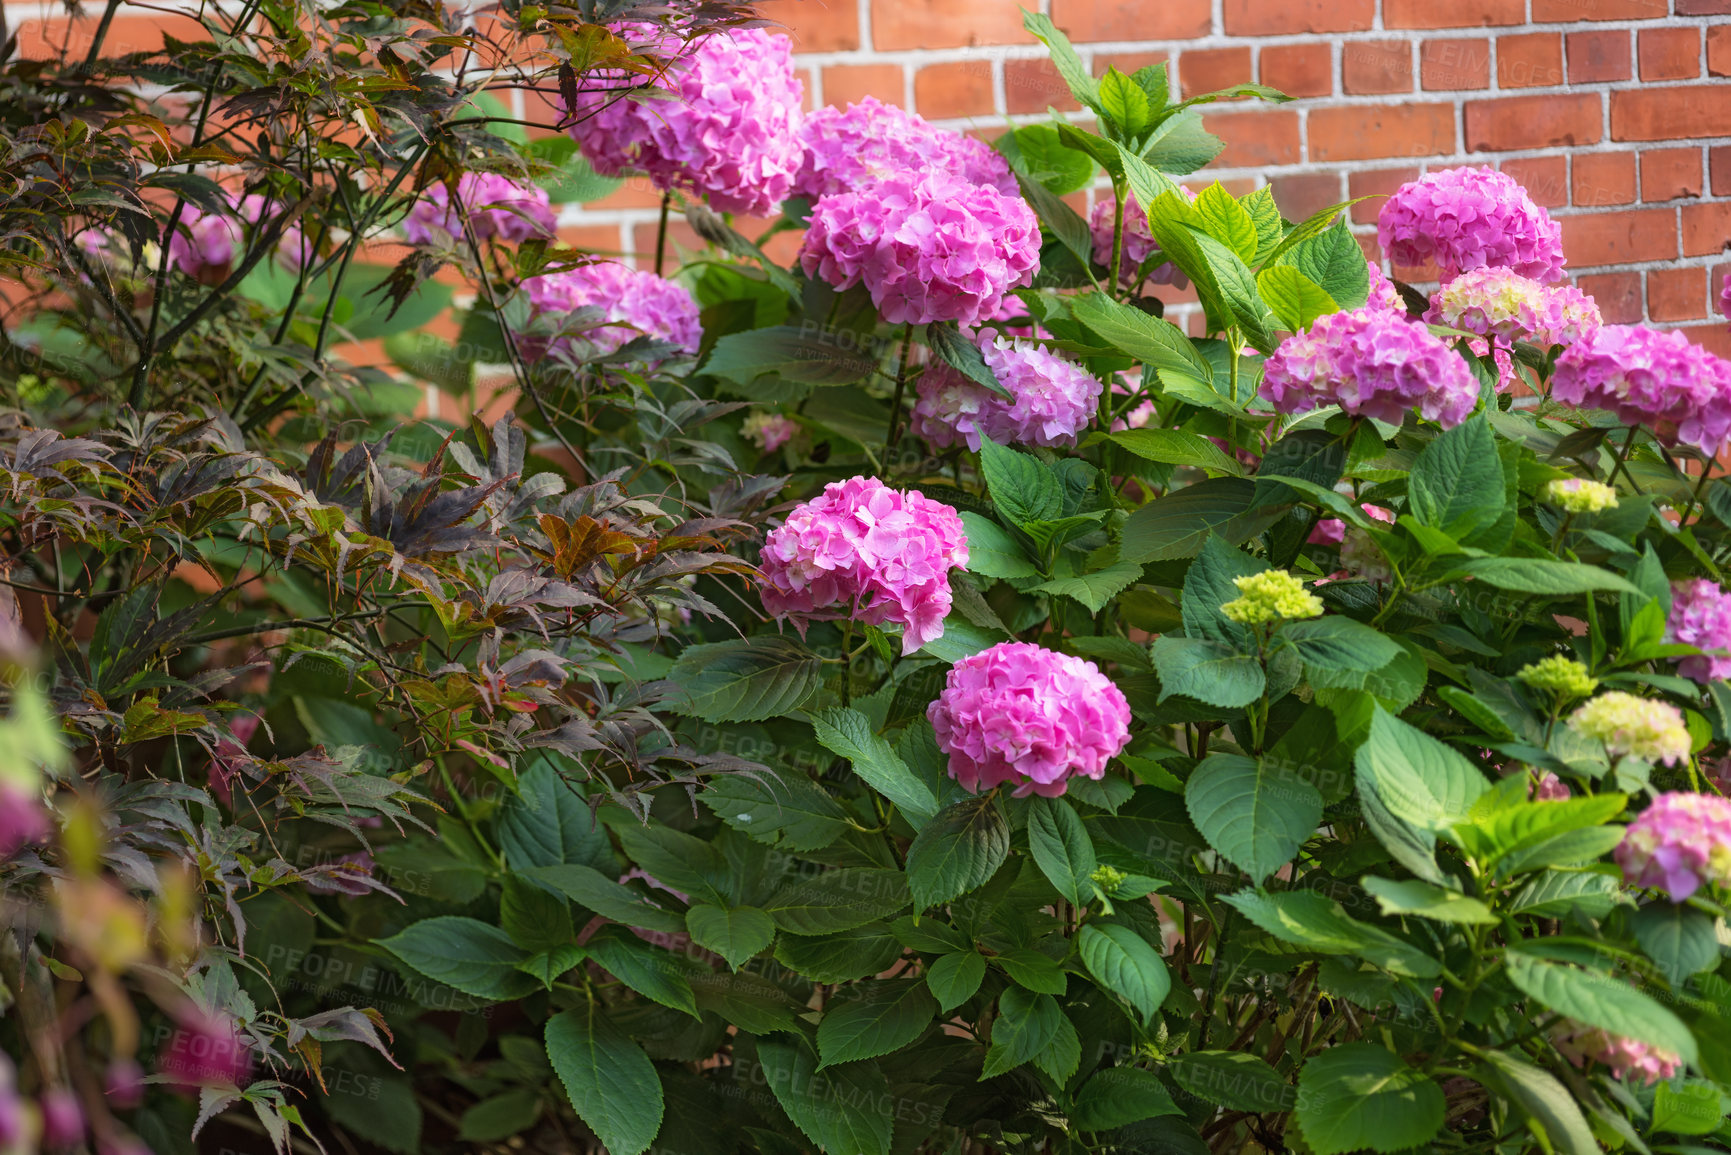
[1308,503,1394,545]
[1721,272,1731,323]
[236,195,313,271]
[39,1087,83,1147]
[794,97,1017,202]
[401,173,555,246]
[167,203,243,278]
[1668,579,1731,683]
[928,642,1131,798]
[0,780,49,860]
[1585,1033,1682,1084]
[800,170,1040,328]
[1260,306,1480,428]
[520,262,701,360]
[1616,791,1731,901]
[104,1060,144,1109]
[1366,261,1405,315]
[743,412,799,453]
[1551,325,1731,458]
[1425,268,1603,352]
[1088,190,1190,290]
[758,477,968,655]
[565,25,803,216]
[1531,771,1571,801]
[159,1010,252,1088]
[910,334,1102,451]
[1378,167,1566,284]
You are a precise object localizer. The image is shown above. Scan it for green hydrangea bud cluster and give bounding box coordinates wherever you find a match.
[1516,655,1599,701]
[1220,569,1324,625]
[1542,477,1618,514]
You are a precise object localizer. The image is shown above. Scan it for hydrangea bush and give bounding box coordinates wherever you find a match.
[10,4,1731,1155]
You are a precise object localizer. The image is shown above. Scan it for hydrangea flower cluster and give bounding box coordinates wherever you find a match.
[1308,503,1394,546]
[1542,477,1618,513]
[910,335,1102,450]
[1572,1029,1684,1084]
[1516,655,1599,701]
[1261,306,1480,428]
[565,26,804,216]
[402,173,556,246]
[167,203,243,279]
[793,97,1017,201]
[800,171,1040,328]
[0,778,48,860]
[1424,268,1602,348]
[1569,692,1691,766]
[1530,772,1571,801]
[1616,791,1731,901]
[1365,261,1405,316]
[1377,166,1567,283]
[1550,325,1731,458]
[1220,570,1323,624]
[160,1010,253,1088]
[758,477,968,655]
[928,641,1131,797]
[742,412,799,453]
[1667,579,1731,683]
[520,262,701,360]
[1087,191,1190,289]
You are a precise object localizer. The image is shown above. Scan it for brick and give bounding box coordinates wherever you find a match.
[1180,48,1253,98]
[1650,267,1707,321]
[1055,0,1212,40]
[1420,39,1490,90]
[555,225,629,259]
[1639,27,1700,80]
[1343,41,1414,94]
[1713,147,1731,195]
[1567,31,1631,83]
[1497,34,1565,89]
[1094,52,1173,80]
[1204,109,1303,167]
[1533,0,1666,19]
[756,0,858,51]
[913,61,995,119]
[823,64,903,110]
[15,12,210,58]
[1579,273,1643,323]
[1641,148,1703,202]
[1679,322,1731,359]
[870,0,1025,50]
[1384,0,1522,27]
[1308,104,1455,162]
[1465,95,1601,152]
[1260,43,1334,98]
[1502,157,1570,208]
[1560,209,1679,267]
[1682,203,1731,256]
[1270,173,1344,223]
[1222,0,1373,34]
[1349,168,1420,224]
[1612,87,1731,142]
[1006,58,1081,114]
[1682,0,1731,14]
[1709,26,1731,76]
[1571,152,1637,207]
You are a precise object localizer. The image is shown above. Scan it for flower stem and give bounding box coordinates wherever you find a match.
[884,323,915,459]
[654,192,671,276]
[1108,181,1127,300]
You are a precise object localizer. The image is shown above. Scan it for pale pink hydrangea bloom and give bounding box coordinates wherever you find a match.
[1617,791,1731,901]
[1377,166,1566,284]
[910,335,1102,451]
[401,173,556,246]
[1531,772,1571,801]
[1425,268,1602,349]
[1668,579,1731,683]
[1551,325,1731,458]
[565,25,803,216]
[758,477,968,655]
[1261,306,1480,428]
[520,262,701,360]
[928,642,1131,798]
[1561,1027,1683,1084]
[1365,261,1405,315]
[742,412,799,453]
[793,97,1017,201]
[800,170,1040,328]
[1087,190,1191,290]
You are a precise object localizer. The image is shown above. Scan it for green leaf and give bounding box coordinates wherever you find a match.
[580,930,699,1018]
[1275,217,1371,310]
[1021,11,1099,110]
[1097,68,1156,139]
[520,864,686,934]
[927,322,1012,399]
[1504,953,1698,1063]
[920,617,1011,664]
[756,1038,892,1155]
[1407,415,1506,545]
[1295,1043,1444,1155]
[981,987,1064,1078]
[1255,264,1338,333]
[1071,1067,1183,1132]
[1452,557,1643,597]
[500,875,574,953]
[999,124,1096,195]
[1068,291,1212,386]
[545,1006,664,1155]
[703,325,875,394]
[1103,428,1244,476]
[1030,560,1146,613]
[1507,869,1623,917]
[996,947,1069,994]
[701,769,849,852]
[664,637,824,723]
[1359,877,1497,925]
[1027,797,1097,905]
[1168,1051,1295,1112]
[516,944,585,989]
[906,796,1010,910]
[810,706,939,822]
[685,904,775,971]
[1152,635,1265,708]
[1354,707,1489,834]
[378,917,539,1001]
[926,951,986,1012]
[816,979,937,1068]
[1193,183,1258,264]
[1651,1079,1725,1135]
[1223,888,1442,978]
[1119,477,1262,563]
[458,1088,543,1144]
[978,438,1063,528]
[497,757,616,873]
[1278,616,1402,674]
[1476,1051,1599,1155]
[774,925,903,984]
[1182,532,1264,648]
[1077,922,1170,1024]
[1632,903,1720,986]
[1186,753,1321,883]
[764,868,911,935]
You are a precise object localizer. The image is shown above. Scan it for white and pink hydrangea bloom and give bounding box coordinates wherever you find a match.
[520,262,701,361]
[742,412,799,454]
[1260,306,1480,428]
[910,334,1102,451]
[928,642,1131,798]
[794,97,1017,201]
[758,477,968,656]
[1617,791,1731,902]
[1424,267,1601,349]
[1377,166,1567,284]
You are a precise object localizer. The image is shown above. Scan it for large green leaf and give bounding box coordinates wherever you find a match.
[810,706,939,822]
[1185,753,1321,883]
[998,124,1096,195]
[1103,428,1243,476]
[545,1006,664,1155]
[496,756,617,873]
[979,438,1063,528]
[1119,478,1262,563]
[1021,11,1099,110]
[1068,292,1212,386]
[1504,953,1697,1063]
[1359,877,1496,925]
[1152,635,1265,708]
[1030,560,1146,613]
[664,637,824,723]
[1077,922,1170,1024]
[1071,1067,1182,1131]
[500,875,574,954]
[959,512,1039,579]
[906,796,1010,910]
[701,769,850,852]
[1278,617,1401,674]
[926,950,986,1012]
[1223,888,1441,978]
[774,925,903,984]
[816,979,937,1068]
[1275,217,1371,310]
[685,904,775,971]
[1097,67,1156,140]
[581,930,699,1018]
[927,321,1012,399]
[1168,1051,1294,1112]
[377,917,538,1001]
[1295,1043,1444,1155]
[703,325,877,393]
[1256,264,1337,333]
[520,864,686,934]
[1182,532,1264,648]
[1632,903,1720,985]
[1354,707,1488,834]
[1476,1051,1600,1155]
[1451,558,1644,597]
[756,1038,893,1155]
[1407,415,1505,545]
[1026,797,1096,905]
[764,868,911,935]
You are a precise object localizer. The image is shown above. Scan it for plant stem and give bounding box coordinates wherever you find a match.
[654,192,672,276]
[884,324,915,459]
[1108,181,1127,300]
